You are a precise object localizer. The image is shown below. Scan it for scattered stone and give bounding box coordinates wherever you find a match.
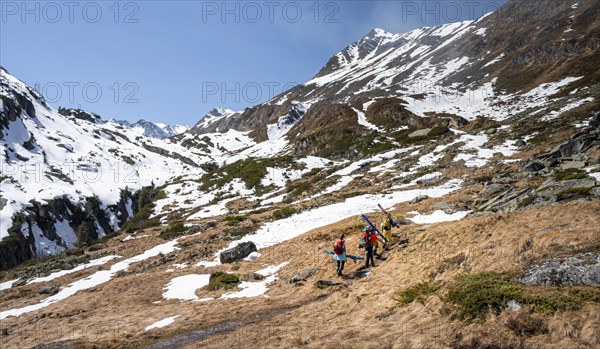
[410,195,429,204]
[425,202,457,214]
[408,128,431,138]
[219,242,258,264]
[88,243,107,252]
[506,300,522,312]
[60,263,74,270]
[480,183,508,196]
[314,280,343,288]
[559,161,586,170]
[515,139,526,147]
[240,273,265,282]
[12,278,28,287]
[524,161,545,172]
[287,268,316,284]
[519,253,600,286]
[39,284,60,295]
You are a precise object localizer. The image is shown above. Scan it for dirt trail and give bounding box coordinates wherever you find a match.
[143,295,329,349]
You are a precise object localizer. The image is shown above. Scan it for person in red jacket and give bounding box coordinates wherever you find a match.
[333,234,346,276]
[361,226,379,268]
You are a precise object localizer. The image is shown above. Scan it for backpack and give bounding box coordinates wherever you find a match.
[362,233,373,247]
[334,240,344,255]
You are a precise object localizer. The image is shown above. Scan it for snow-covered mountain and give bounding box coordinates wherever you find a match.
[192,0,599,158]
[0,67,204,267]
[111,119,188,139]
[1,0,599,269]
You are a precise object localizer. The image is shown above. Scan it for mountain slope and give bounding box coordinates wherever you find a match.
[188,0,599,159]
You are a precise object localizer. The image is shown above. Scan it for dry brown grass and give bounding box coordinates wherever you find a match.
[1,198,598,349]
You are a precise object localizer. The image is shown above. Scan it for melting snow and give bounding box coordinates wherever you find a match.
[408,210,471,224]
[145,315,180,331]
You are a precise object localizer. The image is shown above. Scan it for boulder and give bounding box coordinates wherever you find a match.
[410,195,429,204]
[314,280,344,288]
[485,128,497,135]
[240,273,265,282]
[287,267,316,284]
[524,161,545,172]
[515,139,526,147]
[39,284,60,295]
[408,128,431,138]
[480,183,508,196]
[519,253,600,286]
[219,242,258,264]
[559,161,586,170]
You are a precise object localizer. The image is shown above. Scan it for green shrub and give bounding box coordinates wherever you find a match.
[428,125,450,137]
[224,215,246,226]
[159,222,188,239]
[224,225,256,238]
[446,272,600,320]
[206,272,240,291]
[273,207,298,220]
[446,272,522,320]
[397,281,440,305]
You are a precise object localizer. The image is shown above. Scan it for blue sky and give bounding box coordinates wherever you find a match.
[0,0,506,126]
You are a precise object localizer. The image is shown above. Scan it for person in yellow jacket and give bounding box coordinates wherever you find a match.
[380,216,393,250]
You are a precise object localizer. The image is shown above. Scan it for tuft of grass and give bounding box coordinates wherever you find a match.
[159,222,188,240]
[223,215,246,226]
[224,225,256,239]
[272,207,298,220]
[397,281,440,305]
[206,272,240,291]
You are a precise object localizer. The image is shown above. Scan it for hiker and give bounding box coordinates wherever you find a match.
[381,216,393,250]
[361,226,378,268]
[333,234,347,276]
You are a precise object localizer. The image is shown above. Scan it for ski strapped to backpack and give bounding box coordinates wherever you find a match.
[360,214,389,243]
[377,203,399,228]
[323,250,364,261]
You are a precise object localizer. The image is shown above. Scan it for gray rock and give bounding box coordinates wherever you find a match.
[39,284,60,295]
[506,300,522,312]
[0,197,7,211]
[219,242,258,264]
[559,161,586,170]
[519,253,600,286]
[591,187,600,197]
[515,139,526,147]
[426,202,457,214]
[524,161,545,172]
[408,128,431,138]
[240,273,265,282]
[12,278,28,287]
[288,267,317,284]
[314,280,343,288]
[480,183,508,196]
[88,243,107,252]
[485,128,497,135]
[535,178,597,199]
[479,188,532,213]
[410,195,429,204]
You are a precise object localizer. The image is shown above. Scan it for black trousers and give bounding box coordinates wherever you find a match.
[365,246,375,267]
[336,260,345,274]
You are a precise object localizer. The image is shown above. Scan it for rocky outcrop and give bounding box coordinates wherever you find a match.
[0,190,136,270]
[519,253,600,286]
[219,242,258,264]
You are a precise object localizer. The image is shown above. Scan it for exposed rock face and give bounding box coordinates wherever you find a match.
[219,242,258,264]
[0,191,136,270]
[519,253,600,286]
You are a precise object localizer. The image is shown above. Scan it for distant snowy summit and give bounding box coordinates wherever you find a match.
[112,119,189,139]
